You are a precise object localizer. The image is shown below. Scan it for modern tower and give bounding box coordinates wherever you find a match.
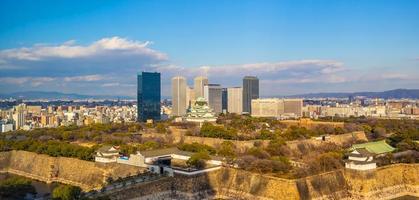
[186,86,195,109]
[204,84,222,113]
[221,88,228,113]
[137,72,161,122]
[242,76,259,114]
[227,87,243,114]
[171,76,187,116]
[194,76,208,99]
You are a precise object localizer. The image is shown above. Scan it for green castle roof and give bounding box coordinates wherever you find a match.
[349,140,395,154]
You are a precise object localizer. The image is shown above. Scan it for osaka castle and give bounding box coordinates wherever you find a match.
[185,97,217,124]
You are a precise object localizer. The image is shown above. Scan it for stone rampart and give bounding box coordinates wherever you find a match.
[0,150,142,191]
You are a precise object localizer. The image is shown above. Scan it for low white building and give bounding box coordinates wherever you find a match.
[1,123,14,132]
[95,146,120,163]
[345,148,376,170]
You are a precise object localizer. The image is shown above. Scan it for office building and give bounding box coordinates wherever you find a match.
[172,76,187,116]
[204,84,223,113]
[12,104,26,130]
[194,76,208,99]
[251,98,284,118]
[186,86,195,109]
[222,88,228,113]
[251,98,303,118]
[137,72,161,122]
[1,123,13,133]
[243,76,259,113]
[284,99,303,117]
[227,87,243,114]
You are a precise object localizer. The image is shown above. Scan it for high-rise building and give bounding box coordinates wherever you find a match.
[227,87,243,114]
[137,72,161,122]
[194,76,208,99]
[185,86,195,109]
[172,76,187,116]
[222,88,228,113]
[243,76,259,113]
[204,84,222,113]
[13,103,26,130]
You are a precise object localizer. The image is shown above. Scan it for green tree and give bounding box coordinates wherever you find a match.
[186,151,210,169]
[217,141,236,160]
[52,185,81,200]
[0,176,36,199]
[156,123,167,134]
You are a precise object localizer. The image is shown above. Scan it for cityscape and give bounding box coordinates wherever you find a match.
[0,1,419,200]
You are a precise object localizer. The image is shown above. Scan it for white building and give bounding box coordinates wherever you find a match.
[172,76,187,116]
[251,98,303,118]
[1,123,14,132]
[345,148,376,171]
[95,146,120,163]
[227,87,243,114]
[194,76,208,99]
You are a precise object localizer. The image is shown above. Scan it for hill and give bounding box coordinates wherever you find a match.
[288,89,419,99]
[0,91,134,100]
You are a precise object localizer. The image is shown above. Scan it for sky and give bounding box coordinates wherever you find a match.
[0,0,418,97]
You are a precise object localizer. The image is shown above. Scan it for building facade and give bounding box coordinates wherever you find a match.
[194,76,208,99]
[137,72,161,122]
[227,87,243,114]
[251,98,303,118]
[171,76,187,116]
[186,86,195,109]
[204,84,223,113]
[222,88,228,113]
[242,76,259,114]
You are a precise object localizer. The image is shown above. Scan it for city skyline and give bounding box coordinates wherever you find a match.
[1,0,419,96]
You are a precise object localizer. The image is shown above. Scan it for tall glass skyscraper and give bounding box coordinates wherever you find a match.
[242,76,259,114]
[137,72,161,122]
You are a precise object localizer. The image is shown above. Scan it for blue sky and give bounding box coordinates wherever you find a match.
[0,0,418,96]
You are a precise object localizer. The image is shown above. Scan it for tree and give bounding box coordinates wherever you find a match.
[52,185,81,200]
[156,123,167,134]
[186,152,210,169]
[217,141,236,161]
[370,127,386,140]
[0,176,36,199]
[178,142,216,154]
[266,138,288,156]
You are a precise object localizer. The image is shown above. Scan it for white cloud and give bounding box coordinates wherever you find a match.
[154,60,346,84]
[0,36,167,61]
[64,74,105,82]
[101,82,120,87]
[0,77,55,87]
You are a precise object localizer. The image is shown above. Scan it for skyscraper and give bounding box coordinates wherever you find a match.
[194,76,208,99]
[137,72,161,122]
[186,86,195,109]
[227,87,243,114]
[222,88,228,113]
[243,76,259,113]
[13,103,26,130]
[204,84,222,113]
[172,76,187,116]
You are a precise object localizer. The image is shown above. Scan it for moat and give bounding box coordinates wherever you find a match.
[0,173,61,199]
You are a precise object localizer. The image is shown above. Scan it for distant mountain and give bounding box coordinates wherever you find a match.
[288,89,419,99]
[0,91,134,100]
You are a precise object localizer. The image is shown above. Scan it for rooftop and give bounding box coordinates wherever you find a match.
[349,140,395,154]
[139,147,197,157]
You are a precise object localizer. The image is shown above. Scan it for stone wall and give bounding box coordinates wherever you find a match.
[0,150,143,191]
[0,150,417,200]
[106,164,418,200]
[167,127,367,153]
